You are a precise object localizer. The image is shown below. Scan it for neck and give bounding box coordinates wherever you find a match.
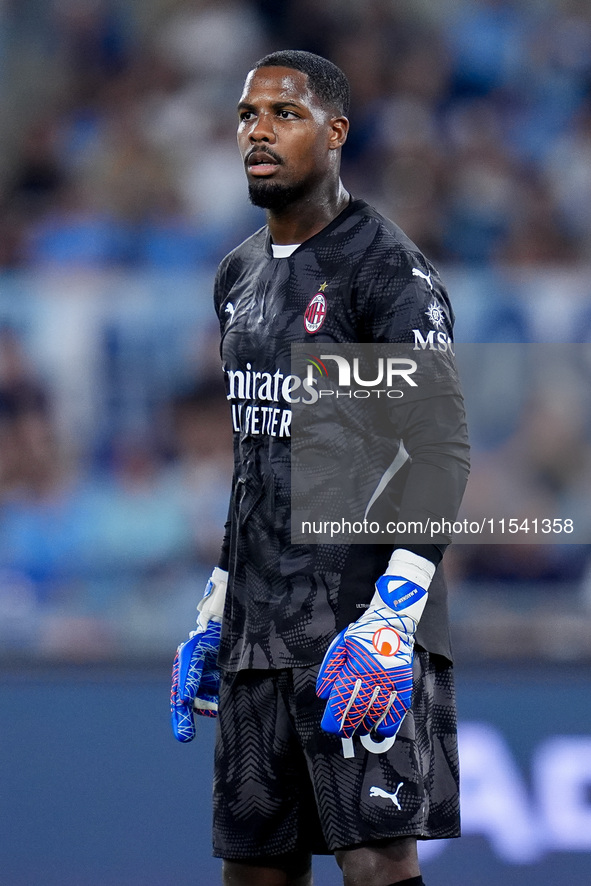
[267,180,350,245]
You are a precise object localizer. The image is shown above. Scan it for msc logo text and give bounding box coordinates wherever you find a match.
[412,329,454,354]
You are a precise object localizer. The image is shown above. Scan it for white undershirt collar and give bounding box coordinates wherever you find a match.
[271,243,301,258]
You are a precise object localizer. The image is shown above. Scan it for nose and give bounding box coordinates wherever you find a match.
[248,111,275,143]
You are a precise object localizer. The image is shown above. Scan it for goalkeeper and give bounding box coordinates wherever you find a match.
[171,50,470,886]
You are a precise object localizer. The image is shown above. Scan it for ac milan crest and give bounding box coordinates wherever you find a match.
[304,283,327,333]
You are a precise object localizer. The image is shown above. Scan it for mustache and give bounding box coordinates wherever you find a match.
[245,146,283,165]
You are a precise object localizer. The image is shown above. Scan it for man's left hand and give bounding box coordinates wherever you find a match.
[316,551,434,739]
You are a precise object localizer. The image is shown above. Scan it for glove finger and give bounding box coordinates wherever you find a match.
[368,678,413,737]
[199,647,221,692]
[170,648,181,709]
[316,630,348,698]
[374,715,403,739]
[320,696,349,735]
[320,676,367,737]
[171,648,197,742]
[198,669,219,698]
[171,699,197,741]
[181,653,206,704]
[177,633,204,688]
[359,685,391,735]
[203,618,222,648]
[374,690,410,737]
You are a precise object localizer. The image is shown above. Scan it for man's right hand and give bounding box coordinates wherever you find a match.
[170,567,228,742]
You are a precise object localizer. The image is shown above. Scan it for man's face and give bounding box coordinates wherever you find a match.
[237,66,340,211]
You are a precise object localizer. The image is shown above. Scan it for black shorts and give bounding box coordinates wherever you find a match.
[212,650,460,859]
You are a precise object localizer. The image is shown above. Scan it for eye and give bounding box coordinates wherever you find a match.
[278,109,297,119]
[239,110,254,122]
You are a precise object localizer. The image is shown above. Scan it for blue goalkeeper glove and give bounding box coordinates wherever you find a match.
[316,550,434,739]
[171,567,228,742]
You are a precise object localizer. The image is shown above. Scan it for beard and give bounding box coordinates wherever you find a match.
[247,178,308,212]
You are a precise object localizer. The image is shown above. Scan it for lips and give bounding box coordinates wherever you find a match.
[246,149,281,176]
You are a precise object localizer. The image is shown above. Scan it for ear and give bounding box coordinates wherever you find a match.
[328,115,349,150]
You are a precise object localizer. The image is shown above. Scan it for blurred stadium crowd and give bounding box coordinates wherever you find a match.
[0,0,591,661]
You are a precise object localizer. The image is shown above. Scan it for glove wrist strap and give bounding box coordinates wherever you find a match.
[385,549,436,587]
[374,550,434,623]
[196,567,228,624]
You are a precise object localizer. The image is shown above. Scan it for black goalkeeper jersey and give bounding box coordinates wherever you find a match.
[214,198,469,671]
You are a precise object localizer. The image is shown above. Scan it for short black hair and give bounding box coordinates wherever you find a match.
[252,50,350,116]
